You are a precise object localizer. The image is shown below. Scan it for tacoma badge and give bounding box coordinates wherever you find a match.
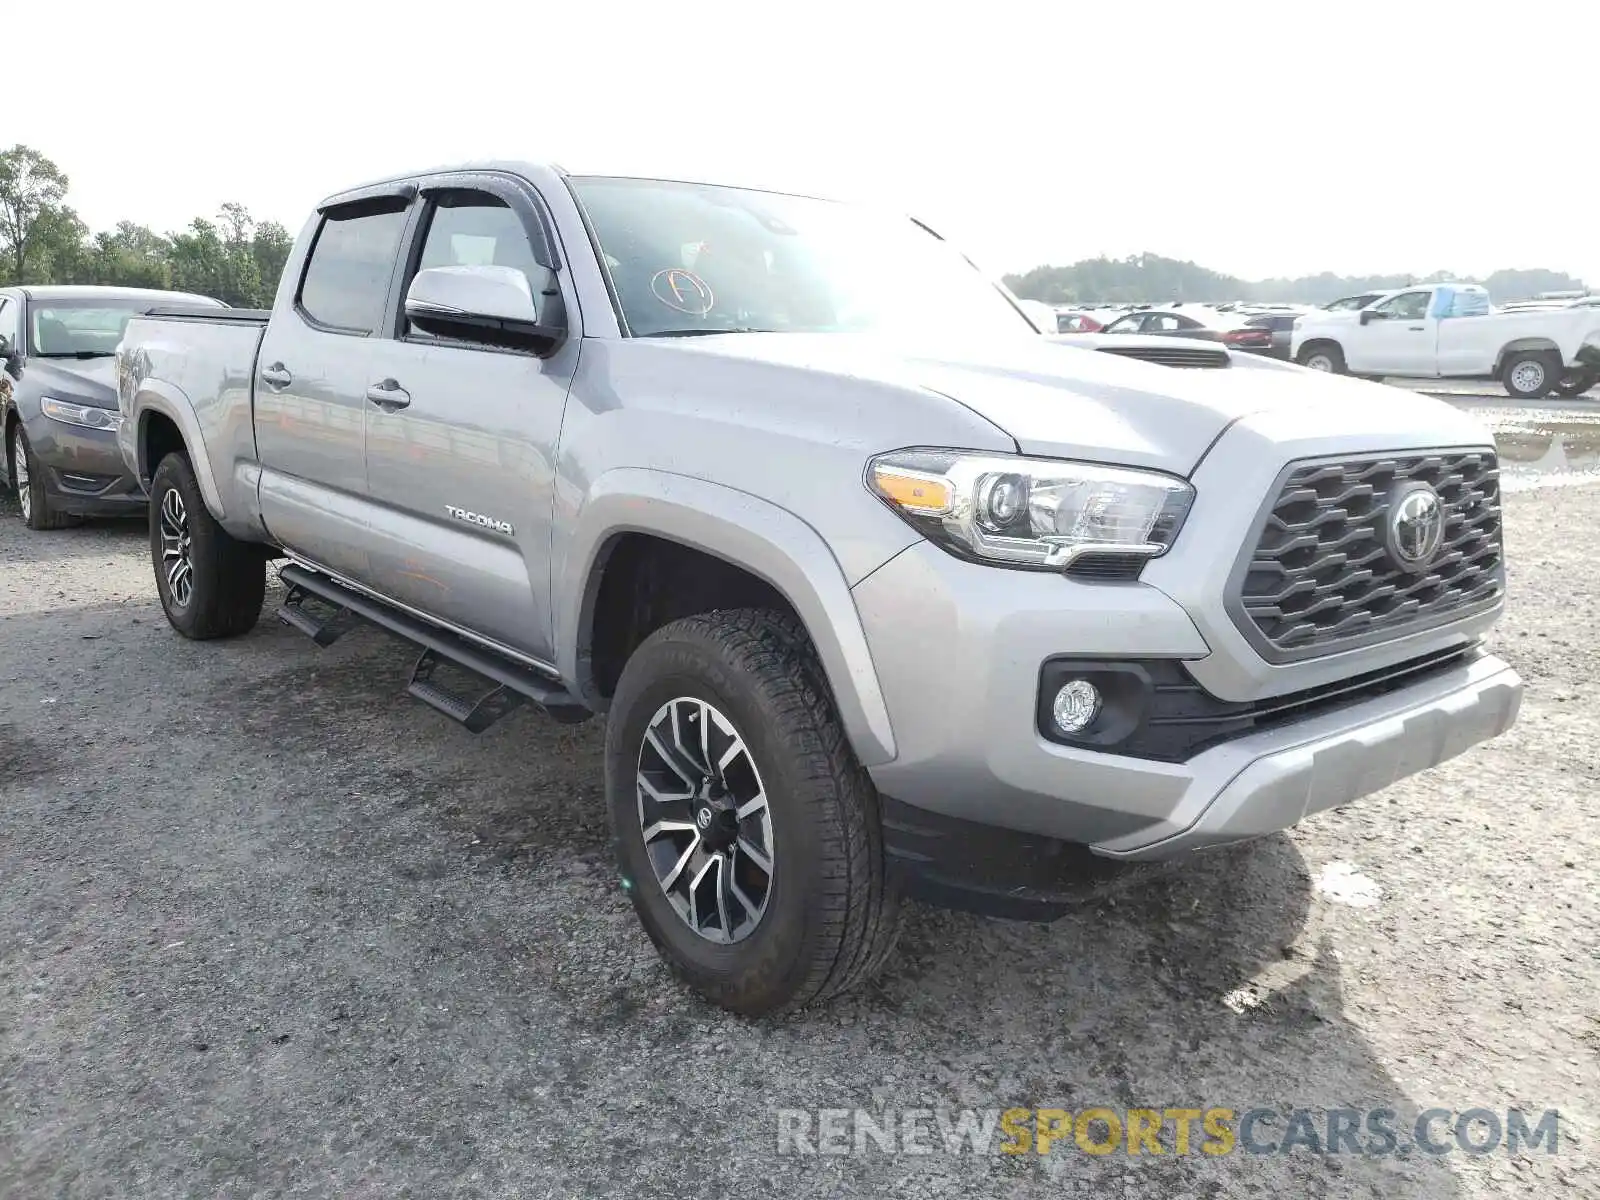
[445,505,514,536]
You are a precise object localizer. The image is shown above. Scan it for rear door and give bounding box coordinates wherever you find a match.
[255,193,411,578]
[360,174,580,663]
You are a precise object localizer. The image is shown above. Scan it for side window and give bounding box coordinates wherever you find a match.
[1370,291,1430,321]
[406,191,544,337]
[0,297,17,351]
[1106,314,1144,333]
[297,201,410,334]
[1146,313,1182,332]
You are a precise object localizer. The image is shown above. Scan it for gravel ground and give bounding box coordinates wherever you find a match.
[1,473,1596,1198]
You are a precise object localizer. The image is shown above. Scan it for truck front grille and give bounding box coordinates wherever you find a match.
[1231,450,1503,661]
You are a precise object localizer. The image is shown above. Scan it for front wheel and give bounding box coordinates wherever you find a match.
[1501,350,1560,400]
[1297,343,1346,374]
[1554,368,1598,399]
[148,452,266,639]
[605,608,902,1015]
[8,424,74,530]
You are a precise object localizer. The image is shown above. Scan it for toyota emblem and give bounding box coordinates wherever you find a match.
[1388,484,1445,571]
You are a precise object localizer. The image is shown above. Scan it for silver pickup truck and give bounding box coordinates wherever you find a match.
[116,161,1523,1015]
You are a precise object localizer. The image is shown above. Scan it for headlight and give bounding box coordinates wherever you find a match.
[867,449,1194,570]
[40,396,122,432]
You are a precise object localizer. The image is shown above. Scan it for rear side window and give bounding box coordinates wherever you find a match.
[0,297,16,350]
[298,202,409,334]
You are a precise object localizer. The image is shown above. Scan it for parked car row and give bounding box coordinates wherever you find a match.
[1292,282,1600,398]
[1032,288,1600,394]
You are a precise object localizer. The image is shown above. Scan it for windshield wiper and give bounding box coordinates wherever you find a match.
[637,327,775,337]
[36,350,116,360]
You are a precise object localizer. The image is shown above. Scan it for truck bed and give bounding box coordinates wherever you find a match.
[118,310,272,540]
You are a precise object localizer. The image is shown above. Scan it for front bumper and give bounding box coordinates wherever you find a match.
[24,413,145,515]
[1092,651,1520,858]
[853,541,1521,862]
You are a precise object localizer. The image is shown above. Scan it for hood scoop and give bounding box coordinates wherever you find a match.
[1095,344,1231,369]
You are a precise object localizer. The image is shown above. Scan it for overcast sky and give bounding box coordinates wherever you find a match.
[13,1,1597,284]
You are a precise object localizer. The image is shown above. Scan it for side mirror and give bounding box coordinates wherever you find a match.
[404,265,566,355]
[1359,309,1377,325]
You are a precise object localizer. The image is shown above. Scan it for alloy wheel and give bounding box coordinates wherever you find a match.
[159,487,195,608]
[13,436,31,521]
[1305,353,1333,372]
[635,696,775,944]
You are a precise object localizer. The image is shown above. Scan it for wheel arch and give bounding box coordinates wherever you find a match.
[132,386,229,522]
[557,469,898,766]
[1298,337,1343,359]
[1494,337,1561,375]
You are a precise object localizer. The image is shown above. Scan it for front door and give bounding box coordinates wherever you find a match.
[255,197,411,579]
[1348,289,1436,375]
[360,182,579,663]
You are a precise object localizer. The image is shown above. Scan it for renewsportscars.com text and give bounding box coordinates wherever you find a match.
[776,1106,1562,1158]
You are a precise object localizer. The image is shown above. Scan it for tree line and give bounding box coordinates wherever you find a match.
[1004,253,1587,308]
[0,144,292,309]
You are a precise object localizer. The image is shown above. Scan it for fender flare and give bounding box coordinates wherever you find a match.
[1493,336,1562,374]
[132,384,230,522]
[1295,335,1342,360]
[554,468,898,766]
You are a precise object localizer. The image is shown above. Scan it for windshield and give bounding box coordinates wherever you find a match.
[29,298,203,358]
[568,176,1036,339]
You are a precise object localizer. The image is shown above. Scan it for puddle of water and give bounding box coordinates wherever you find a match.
[1444,401,1600,491]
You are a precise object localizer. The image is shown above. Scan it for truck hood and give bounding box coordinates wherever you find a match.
[653,333,1487,475]
[20,356,118,408]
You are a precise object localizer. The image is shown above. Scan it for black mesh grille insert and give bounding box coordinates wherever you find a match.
[1233,450,1503,660]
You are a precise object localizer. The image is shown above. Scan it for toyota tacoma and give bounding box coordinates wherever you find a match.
[116,162,1523,1015]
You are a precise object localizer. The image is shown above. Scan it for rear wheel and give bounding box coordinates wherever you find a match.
[1554,368,1598,399]
[149,452,266,639]
[1297,343,1346,374]
[1501,350,1560,400]
[8,424,74,531]
[605,608,902,1015]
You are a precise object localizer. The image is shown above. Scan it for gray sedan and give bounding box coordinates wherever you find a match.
[1,285,222,530]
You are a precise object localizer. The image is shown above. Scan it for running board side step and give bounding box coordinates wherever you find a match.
[278,582,358,646]
[276,564,590,731]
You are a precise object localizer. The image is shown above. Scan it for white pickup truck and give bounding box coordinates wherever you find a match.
[1292,283,1600,399]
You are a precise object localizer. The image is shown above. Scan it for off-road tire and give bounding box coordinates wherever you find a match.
[1501,350,1561,400]
[9,424,74,530]
[149,452,265,640]
[1297,342,1346,374]
[606,608,902,1015]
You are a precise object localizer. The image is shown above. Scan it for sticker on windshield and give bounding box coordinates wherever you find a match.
[651,268,715,317]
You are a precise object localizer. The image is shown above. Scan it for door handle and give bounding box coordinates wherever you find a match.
[260,363,293,389]
[1407,325,1425,331]
[365,379,411,410]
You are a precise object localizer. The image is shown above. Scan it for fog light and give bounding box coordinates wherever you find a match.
[1051,679,1102,734]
